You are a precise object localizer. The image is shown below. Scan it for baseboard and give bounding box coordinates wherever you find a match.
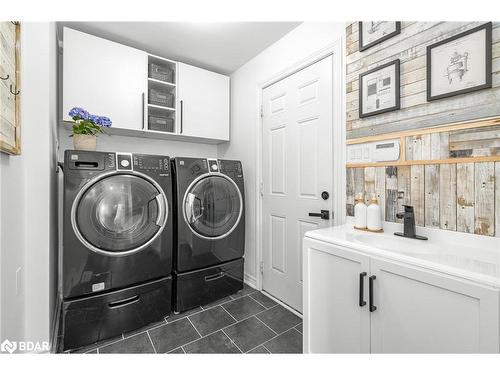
[243,273,257,289]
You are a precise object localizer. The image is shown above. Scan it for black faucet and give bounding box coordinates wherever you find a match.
[394,205,428,240]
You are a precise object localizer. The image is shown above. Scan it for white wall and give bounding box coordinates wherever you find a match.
[218,22,346,284]
[0,22,58,351]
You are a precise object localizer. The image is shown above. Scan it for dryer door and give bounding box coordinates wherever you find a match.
[72,173,168,256]
[184,173,242,240]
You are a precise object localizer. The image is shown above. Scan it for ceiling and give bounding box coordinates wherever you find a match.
[58,22,301,74]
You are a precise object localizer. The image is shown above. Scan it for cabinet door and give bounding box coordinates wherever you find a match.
[303,238,371,353]
[63,28,147,130]
[370,257,500,353]
[177,62,229,140]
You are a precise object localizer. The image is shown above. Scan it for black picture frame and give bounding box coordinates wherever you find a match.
[359,59,401,118]
[426,22,492,102]
[359,22,401,52]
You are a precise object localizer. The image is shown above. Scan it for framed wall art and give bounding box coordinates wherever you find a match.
[0,21,21,155]
[359,59,400,118]
[359,22,401,52]
[427,22,492,101]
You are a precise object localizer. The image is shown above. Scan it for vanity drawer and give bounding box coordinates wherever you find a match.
[61,276,171,351]
[174,258,243,312]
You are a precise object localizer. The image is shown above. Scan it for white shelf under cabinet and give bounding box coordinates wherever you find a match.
[62,121,228,145]
[147,104,176,112]
[148,77,176,88]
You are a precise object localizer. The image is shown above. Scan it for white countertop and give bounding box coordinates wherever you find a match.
[305,218,500,288]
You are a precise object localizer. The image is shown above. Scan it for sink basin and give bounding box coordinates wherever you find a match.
[353,233,438,254]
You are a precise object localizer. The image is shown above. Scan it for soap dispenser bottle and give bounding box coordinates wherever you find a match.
[354,193,367,229]
[367,194,382,231]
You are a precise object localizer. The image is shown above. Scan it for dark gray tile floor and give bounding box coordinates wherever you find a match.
[68,284,302,354]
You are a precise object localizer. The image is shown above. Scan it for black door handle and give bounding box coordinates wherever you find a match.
[369,275,377,312]
[359,272,367,307]
[308,210,330,220]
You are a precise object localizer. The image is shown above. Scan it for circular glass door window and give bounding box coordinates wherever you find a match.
[184,174,242,239]
[73,174,167,254]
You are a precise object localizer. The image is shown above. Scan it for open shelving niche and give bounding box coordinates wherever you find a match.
[145,54,177,134]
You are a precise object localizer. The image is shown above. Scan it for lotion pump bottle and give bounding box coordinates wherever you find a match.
[354,193,367,229]
[367,194,382,231]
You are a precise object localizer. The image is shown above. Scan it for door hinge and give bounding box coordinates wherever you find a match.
[259,181,264,197]
[259,261,264,275]
[260,105,263,118]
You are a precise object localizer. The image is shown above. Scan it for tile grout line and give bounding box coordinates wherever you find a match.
[186,316,203,340]
[254,315,279,336]
[221,330,243,353]
[247,293,271,309]
[146,331,157,354]
[219,304,241,324]
[246,324,300,354]
[262,326,302,353]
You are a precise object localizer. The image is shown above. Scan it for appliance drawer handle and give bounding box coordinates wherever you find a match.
[155,194,166,226]
[205,272,225,282]
[108,295,140,309]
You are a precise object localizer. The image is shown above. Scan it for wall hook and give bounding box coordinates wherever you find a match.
[10,84,20,96]
[0,74,9,80]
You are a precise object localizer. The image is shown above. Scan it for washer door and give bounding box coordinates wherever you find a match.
[184,174,242,239]
[72,173,168,256]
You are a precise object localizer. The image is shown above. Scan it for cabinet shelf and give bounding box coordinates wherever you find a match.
[148,77,176,88]
[147,104,175,112]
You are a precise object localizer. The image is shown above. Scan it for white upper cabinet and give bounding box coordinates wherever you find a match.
[177,62,230,141]
[63,28,147,131]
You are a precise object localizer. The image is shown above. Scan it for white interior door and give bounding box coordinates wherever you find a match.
[262,56,333,313]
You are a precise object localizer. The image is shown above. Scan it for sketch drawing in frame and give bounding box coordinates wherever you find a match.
[359,59,400,118]
[427,22,492,101]
[359,22,401,52]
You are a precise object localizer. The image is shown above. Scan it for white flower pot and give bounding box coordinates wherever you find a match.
[73,134,97,151]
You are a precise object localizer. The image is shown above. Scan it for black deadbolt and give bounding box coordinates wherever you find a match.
[321,191,329,200]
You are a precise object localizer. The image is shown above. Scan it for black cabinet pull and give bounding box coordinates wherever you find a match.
[359,272,367,307]
[369,275,377,312]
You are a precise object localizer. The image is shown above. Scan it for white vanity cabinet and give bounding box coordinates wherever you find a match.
[303,237,500,353]
[177,62,230,141]
[63,27,147,130]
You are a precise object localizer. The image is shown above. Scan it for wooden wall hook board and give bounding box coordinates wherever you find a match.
[9,84,20,96]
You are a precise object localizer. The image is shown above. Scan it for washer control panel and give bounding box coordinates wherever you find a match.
[134,155,169,173]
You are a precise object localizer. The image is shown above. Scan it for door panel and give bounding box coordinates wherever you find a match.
[303,239,371,353]
[262,56,333,312]
[370,257,500,353]
[63,28,147,130]
[177,62,229,140]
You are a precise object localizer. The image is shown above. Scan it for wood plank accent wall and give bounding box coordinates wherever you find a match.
[345,22,500,237]
[346,22,500,139]
[346,162,500,236]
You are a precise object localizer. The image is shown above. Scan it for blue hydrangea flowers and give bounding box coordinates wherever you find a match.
[68,107,112,127]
